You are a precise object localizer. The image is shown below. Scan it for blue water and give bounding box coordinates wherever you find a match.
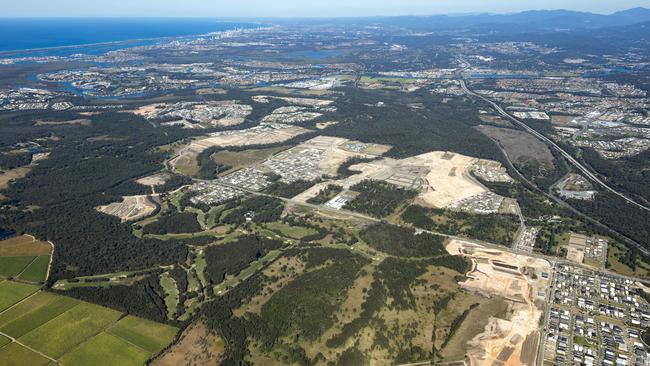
[0,18,261,54]
[0,229,15,241]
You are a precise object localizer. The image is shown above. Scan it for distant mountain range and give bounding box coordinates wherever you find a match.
[361,7,650,33]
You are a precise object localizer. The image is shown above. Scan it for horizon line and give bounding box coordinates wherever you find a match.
[0,7,647,20]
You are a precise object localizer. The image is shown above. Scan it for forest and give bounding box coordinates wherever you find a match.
[204,235,284,284]
[345,180,417,218]
[401,205,520,246]
[360,222,446,257]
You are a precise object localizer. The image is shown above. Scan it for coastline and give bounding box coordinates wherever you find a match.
[0,19,267,55]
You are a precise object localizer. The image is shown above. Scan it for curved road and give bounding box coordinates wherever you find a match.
[459,79,650,213]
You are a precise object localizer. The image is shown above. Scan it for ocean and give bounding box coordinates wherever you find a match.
[0,18,261,54]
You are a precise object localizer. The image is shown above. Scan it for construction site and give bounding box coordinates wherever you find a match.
[445,239,552,366]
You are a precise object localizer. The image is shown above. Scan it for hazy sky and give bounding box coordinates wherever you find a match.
[3,0,649,18]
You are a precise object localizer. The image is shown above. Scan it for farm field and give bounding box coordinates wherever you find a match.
[0,282,178,366]
[0,235,52,283]
[108,315,178,354]
[0,256,35,277]
[17,255,50,283]
[0,235,51,257]
[19,301,123,357]
[0,342,50,366]
[59,332,150,366]
[0,281,40,311]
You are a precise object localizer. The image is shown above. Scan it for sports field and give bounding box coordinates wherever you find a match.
[0,281,178,366]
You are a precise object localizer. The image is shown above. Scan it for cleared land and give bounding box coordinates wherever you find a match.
[0,235,51,257]
[170,124,310,176]
[328,151,488,208]
[446,239,551,366]
[476,125,554,171]
[152,320,225,366]
[136,172,172,187]
[96,195,159,222]
[211,146,289,176]
[34,119,91,126]
[0,166,32,191]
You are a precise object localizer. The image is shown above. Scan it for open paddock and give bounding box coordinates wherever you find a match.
[0,235,51,257]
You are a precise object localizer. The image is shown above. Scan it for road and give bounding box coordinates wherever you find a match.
[207,179,650,282]
[458,78,650,213]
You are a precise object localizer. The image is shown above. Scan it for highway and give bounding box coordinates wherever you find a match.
[458,78,650,213]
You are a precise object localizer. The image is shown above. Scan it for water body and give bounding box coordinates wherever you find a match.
[0,229,16,241]
[0,18,262,55]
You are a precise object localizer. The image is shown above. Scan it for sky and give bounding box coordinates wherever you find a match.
[3,0,649,18]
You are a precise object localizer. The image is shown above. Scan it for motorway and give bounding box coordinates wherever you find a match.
[458,78,650,213]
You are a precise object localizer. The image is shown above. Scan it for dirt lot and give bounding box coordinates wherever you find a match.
[136,172,172,187]
[446,239,551,366]
[332,151,487,208]
[476,125,554,171]
[303,135,390,176]
[566,233,587,264]
[0,235,51,256]
[96,195,159,222]
[152,320,225,366]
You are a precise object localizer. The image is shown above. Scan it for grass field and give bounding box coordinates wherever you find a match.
[0,342,50,366]
[107,315,178,354]
[264,222,318,239]
[0,295,79,338]
[0,235,51,257]
[17,255,50,283]
[159,272,178,319]
[607,243,650,278]
[60,332,150,366]
[0,256,35,277]
[440,297,509,360]
[211,146,288,176]
[19,302,122,357]
[0,334,9,348]
[0,283,179,365]
[0,281,40,311]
